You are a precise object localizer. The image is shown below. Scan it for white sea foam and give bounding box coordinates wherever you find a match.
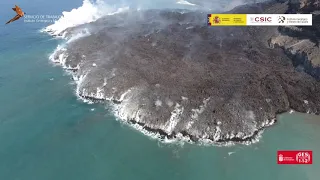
[45,0,274,147]
[48,45,69,67]
[48,43,272,146]
[112,108,264,147]
[76,85,269,146]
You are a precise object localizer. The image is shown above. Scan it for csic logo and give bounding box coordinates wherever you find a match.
[251,16,272,22]
[278,16,285,23]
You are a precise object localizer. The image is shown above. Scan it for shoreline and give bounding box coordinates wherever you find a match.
[47,46,278,146]
[47,47,309,147]
[44,1,320,146]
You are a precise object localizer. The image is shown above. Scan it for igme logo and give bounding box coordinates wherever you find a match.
[278,16,285,23]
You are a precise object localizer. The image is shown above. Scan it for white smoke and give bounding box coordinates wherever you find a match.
[45,0,270,146]
[176,0,197,6]
[43,0,129,36]
[224,0,249,10]
[43,0,266,37]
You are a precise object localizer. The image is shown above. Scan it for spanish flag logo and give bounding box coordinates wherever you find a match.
[207,14,247,26]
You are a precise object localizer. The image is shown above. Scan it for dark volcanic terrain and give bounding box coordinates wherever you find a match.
[48,0,320,144]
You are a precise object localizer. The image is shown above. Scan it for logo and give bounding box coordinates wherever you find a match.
[296,152,311,163]
[214,16,220,24]
[250,16,272,22]
[247,14,312,26]
[277,150,312,165]
[207,14,247,26]
[6,5,26,25]
[278,16,285,23]
[278,154,283,162]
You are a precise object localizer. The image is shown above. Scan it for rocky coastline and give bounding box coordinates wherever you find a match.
[46,0,320,145]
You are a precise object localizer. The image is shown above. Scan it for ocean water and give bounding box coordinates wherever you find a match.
[0,0,319,180]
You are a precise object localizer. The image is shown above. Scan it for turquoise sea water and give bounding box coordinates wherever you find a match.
[0,1,320,180]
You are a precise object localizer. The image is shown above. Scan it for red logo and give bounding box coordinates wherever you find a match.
[252,17,272,22]
[277,150,312,164]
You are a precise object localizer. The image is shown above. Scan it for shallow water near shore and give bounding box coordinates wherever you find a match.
[1,0,320,179]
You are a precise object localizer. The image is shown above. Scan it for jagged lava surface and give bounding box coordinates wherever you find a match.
[50,1,320,143]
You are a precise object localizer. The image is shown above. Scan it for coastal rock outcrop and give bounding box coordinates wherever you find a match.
[49,0,320,144]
